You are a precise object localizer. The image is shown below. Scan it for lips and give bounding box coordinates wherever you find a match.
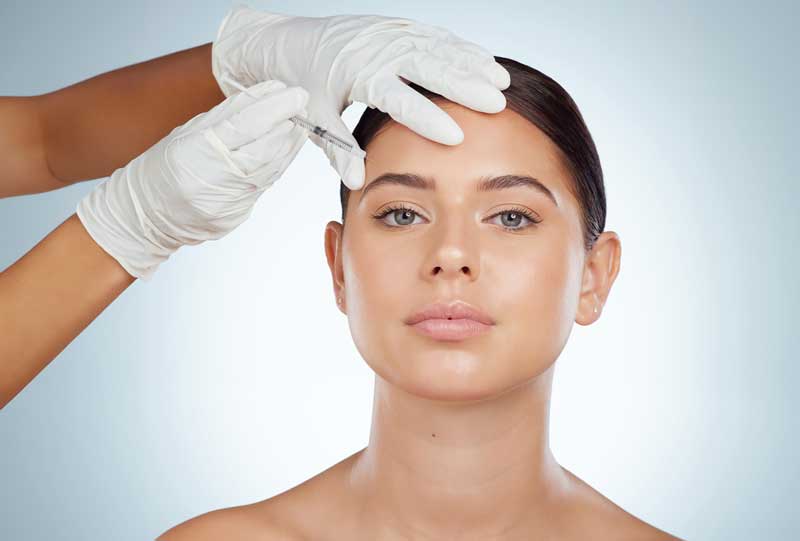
[409,318,493,341]
[405,300,496,326]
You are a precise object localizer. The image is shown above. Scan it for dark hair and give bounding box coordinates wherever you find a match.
[339,56,606,253]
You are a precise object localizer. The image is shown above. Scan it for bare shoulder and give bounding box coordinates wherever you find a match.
[155,502,303,541]
[560,467,685,541]
[156,451,361,541]
[571,500,685,541]
[604,512,685,541]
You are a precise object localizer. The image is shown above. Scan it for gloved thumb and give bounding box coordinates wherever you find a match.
[306,109,366,190]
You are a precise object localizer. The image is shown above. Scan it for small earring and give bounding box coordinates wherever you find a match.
[593,306,598,314]
[337,296,342,305]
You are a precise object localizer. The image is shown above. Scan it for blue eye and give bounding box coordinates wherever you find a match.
[371,204,542,231]
[488,207,542,230]
[372,204,423,227]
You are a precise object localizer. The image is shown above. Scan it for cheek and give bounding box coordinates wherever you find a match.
[340,219,584,400]
[341,230,490,399]
[496,233,579,374]
[341,227,410,375]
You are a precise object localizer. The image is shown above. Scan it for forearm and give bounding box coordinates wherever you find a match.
[1,42,225,198]
[0,97,53,197]
[0,214,135,409]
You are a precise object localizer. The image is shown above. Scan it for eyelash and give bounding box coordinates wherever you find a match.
[371,204,542,232]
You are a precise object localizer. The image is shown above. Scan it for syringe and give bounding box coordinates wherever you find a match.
[220,76,366,159]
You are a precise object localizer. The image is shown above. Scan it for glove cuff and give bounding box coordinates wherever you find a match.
[76,164,176,282]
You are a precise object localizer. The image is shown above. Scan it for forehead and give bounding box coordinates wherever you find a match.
[358,100,575,207]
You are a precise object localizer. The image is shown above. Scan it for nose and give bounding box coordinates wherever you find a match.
[424,221,480,282]
[431,260,473,280]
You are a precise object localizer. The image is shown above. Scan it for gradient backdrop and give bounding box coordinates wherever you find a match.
[1,1,797,539]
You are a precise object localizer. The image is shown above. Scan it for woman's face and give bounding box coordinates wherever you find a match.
[325,101,590,402]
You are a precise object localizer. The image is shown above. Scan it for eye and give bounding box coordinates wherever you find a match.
[372,204,426,227]
[486,206,542,231]
[371,204,542,231]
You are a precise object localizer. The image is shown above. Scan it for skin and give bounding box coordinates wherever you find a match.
[159,101,683,539]
[0,43,224,198]
[0,44,225,409]
[0,32,675,538]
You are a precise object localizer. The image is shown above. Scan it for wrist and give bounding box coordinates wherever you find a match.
[76,163,176,282]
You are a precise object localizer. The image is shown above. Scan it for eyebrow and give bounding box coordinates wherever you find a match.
[359,172,558,207]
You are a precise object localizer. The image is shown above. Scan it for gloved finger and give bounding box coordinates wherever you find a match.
[229,119,298,176]
[231,120,308,175]
[229,78,289,102]
[249,125,312,192]
[212,85,310,150]
[340,150,366,191]
[283,124,310,164]
[429,40,511,90]
[305,111,366,190]
[395,52,507,114]
[367,74,464,146]
[190,79,289,132]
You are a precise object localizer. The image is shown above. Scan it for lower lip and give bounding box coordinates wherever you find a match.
[409,318,493,341]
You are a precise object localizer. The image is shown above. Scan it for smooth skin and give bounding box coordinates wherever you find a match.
[0,43,225,409]
[0,42,680,539]
[158,103,684,539]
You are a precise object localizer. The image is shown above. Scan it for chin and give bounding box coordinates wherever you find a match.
[380,345,522,403]
[404,382,511,404]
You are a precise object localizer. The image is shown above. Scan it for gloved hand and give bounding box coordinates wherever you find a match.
[76,79,310,281]
[211,5,511,190]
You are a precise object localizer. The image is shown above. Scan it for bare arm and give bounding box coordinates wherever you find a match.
[0,214,135,409]
[0,43,227,407]
[0,42,225,198]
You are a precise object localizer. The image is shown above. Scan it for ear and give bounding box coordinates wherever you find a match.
[575,231,622,325]
[324,220,346,313]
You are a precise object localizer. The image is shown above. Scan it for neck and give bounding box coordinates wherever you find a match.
[348,363,571,538]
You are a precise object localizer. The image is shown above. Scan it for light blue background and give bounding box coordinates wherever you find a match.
[1,1,797,539]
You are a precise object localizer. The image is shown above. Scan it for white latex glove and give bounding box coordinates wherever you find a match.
[211,4,511,190]
[76,79,309,281]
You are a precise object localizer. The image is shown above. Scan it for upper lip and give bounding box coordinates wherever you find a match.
[405,300,496,326]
